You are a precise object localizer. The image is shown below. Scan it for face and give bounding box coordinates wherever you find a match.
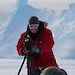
[29,24,39,33]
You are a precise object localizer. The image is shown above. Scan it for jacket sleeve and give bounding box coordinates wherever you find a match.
[16,32,26,56]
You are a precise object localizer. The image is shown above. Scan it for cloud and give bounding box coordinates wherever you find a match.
[0,0,17,12]
[27,0,75,11]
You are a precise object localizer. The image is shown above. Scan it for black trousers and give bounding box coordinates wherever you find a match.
[27,67,44,75]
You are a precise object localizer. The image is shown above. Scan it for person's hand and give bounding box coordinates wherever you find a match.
[31,45,40,57]
[21,47,32,55]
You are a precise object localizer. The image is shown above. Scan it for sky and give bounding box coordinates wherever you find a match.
[0,0,17,26]
[0,0,75,60]
[27,0,75,11]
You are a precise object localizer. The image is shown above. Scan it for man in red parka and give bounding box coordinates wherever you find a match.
[16,16,58,75]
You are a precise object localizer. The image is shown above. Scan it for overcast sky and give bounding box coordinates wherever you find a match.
[27,0,75,11]
[0,0,17,27]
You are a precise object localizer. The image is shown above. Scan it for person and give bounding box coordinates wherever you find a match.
[16,16,58,75]
[40,67,67,75]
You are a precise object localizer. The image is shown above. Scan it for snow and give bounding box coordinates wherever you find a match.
[0,59,27,75]
[0,59,75,75]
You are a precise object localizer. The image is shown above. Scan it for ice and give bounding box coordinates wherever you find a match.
[0,59,27,75]
[0,59,75,75]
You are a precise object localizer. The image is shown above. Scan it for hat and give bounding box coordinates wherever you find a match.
[29,16,39,25]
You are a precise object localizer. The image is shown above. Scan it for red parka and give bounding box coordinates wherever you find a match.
[16,28,58,68]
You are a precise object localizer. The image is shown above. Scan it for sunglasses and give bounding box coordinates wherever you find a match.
[29,24,39,28]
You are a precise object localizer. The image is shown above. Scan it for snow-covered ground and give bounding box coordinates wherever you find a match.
[0,59,75,75]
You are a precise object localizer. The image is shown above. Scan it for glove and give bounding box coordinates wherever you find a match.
[31,45,40,57]
[21,47,32,55]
